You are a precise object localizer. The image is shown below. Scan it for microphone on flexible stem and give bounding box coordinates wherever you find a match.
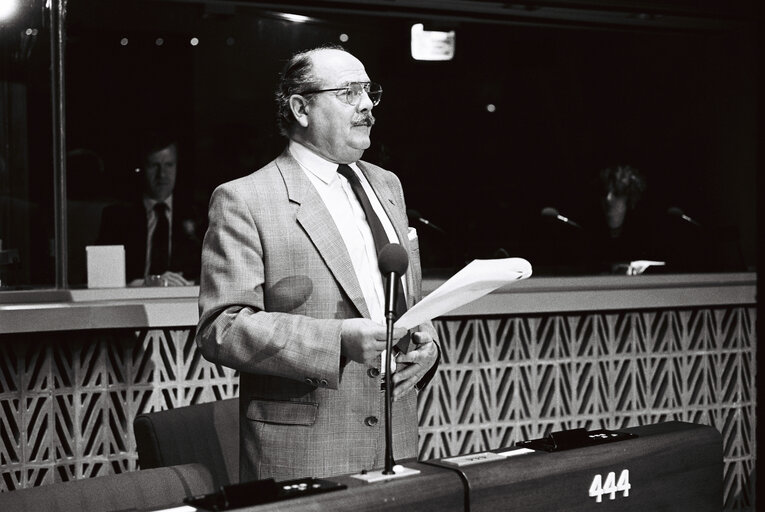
[378,243,408,476]
[667,207,703,228]
[541,206,583,229]
[407,209,447,235]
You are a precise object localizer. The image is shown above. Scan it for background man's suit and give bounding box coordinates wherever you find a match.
[196,149,438,481]
[97,198,203,282]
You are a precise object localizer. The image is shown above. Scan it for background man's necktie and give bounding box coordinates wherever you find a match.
[149,202,169,275]
[337,164,408,338]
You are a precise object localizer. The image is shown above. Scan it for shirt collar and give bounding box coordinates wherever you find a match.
[289,140,359,185]
[143,195,173,213]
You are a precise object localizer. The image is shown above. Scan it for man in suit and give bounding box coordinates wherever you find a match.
[97,133,202,286]
[196,46,440,481]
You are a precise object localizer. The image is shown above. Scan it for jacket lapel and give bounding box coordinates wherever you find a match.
[275,151,371,319]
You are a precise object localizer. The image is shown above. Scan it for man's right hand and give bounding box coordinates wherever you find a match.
[340,318,406,367]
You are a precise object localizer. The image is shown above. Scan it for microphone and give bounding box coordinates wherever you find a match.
[541,207,583,229]
[378,243,408,315]
[667,207,702,228]
[407,209,447,235]
[377,242,408,475]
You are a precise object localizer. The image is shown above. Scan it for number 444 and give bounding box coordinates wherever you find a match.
[589,469,631,503]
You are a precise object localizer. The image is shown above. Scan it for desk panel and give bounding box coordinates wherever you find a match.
[237,462,464,512]
[429,421,722,512]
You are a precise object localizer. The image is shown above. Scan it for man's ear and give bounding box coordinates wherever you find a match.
[289,94,310,128]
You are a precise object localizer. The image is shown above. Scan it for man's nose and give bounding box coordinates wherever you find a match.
[357,89,374,111]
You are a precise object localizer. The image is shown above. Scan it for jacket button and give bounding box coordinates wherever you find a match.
[364,416,379,427]
[319,379,328,386]
[304,378,314,385]
[367,367,380,378]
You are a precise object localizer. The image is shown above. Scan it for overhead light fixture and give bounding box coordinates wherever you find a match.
[279,13,312,24]
[411,23,455,61]
[0,0,19,22]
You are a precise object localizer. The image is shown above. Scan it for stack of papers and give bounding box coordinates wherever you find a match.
[395,258,532,329]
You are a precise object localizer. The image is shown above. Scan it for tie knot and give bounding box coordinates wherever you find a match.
[337,164,357,183]
[154,202,167,214]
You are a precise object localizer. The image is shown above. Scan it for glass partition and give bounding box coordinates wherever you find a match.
[3,0,760,289]
[0,0,55,288]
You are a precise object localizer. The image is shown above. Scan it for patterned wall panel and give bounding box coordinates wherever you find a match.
[0,329,239,491]
[0,305,756,510]
[416,307,756,511]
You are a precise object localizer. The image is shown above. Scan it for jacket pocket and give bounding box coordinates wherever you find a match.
[246,399,318,426]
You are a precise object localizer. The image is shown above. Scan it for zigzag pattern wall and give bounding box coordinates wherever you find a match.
[0,305,755,511]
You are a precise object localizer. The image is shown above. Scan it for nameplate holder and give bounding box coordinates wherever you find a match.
[441,451,508,467]
[86,245,126,288]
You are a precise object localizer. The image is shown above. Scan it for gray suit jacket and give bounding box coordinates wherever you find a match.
[196,149,438,481]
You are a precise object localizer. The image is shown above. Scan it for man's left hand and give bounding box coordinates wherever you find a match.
[392,332,438,401]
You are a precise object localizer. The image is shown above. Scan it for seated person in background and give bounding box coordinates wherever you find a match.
[97,132,203,286]
[587,164,661,274]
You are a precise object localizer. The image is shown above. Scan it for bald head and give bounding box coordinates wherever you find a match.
[276,46,350,136]
[276,46,377,163]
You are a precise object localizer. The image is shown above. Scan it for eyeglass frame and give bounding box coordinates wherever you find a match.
[300,81,383,106]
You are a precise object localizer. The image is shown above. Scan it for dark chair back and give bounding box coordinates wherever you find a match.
[134,398,239,487]
[0,463,213,512]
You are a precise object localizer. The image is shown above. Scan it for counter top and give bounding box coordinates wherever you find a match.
[0,273,756,334]
[0,286,200,333]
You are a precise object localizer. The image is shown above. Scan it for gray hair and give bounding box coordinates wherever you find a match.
[275,44,347,137]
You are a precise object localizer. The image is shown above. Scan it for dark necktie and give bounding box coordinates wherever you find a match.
[149,202,169,275]
[337,164,408,329]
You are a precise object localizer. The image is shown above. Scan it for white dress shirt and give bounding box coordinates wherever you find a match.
[289,140,402,326]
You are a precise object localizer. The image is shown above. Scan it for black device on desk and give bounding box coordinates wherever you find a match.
[516,427,637,452]
[185,476,346,511]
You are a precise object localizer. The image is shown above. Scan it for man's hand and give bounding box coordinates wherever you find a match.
[160,271,191,286]
[392,331,438,400]
[132,271,192,287]
[340,319,407,367]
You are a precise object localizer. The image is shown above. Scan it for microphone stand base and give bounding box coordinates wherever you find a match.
[349,465,421,483]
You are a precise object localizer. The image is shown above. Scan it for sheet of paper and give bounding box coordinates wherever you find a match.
[395,257,532,330]
[628,260,666,275]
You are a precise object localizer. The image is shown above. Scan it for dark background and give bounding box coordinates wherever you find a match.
[26,0,759,277]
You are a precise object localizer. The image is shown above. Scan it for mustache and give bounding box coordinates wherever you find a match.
[352,113,375,127]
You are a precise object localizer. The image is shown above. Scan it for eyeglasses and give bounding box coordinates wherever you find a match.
[301,81,382,106]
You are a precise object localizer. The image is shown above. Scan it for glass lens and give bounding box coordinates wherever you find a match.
[345,82,382,106]
[367,83,383,105]
[345,83,364,105]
